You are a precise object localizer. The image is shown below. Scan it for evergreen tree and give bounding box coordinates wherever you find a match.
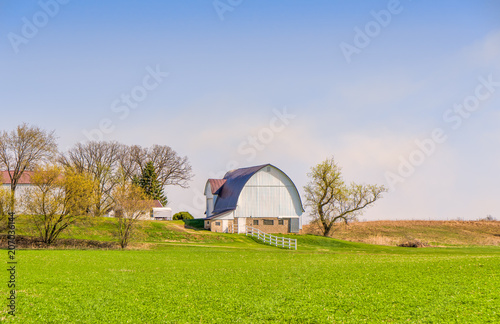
[137,161,168,206]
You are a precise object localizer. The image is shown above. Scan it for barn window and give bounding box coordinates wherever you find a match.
[263,219,274,225]
[266,166,271,172]
[253,220,259,225]
[215,222,221,226]
[278,219,284,225]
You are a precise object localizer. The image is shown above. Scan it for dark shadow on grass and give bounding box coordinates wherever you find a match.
[0,234,119,250]
[182,219,207,231]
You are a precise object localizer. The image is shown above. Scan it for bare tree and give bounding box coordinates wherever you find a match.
[304,157,387,237]
[120,144,193,188]
[0,123,57,210]
[112,182,153,248]
[117,145,142,181]
[60,141,193,216]
[60,141,123,216]
[23,165,95,245]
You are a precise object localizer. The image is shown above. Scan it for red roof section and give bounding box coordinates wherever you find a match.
[208,179,226,195]
[133,200,163,207]
[151,200,163,208]
[1,171,34,185]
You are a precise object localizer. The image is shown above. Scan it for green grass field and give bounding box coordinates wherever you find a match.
[2,234,500,323]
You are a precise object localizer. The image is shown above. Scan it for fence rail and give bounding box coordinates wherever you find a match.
[243,225,297,250]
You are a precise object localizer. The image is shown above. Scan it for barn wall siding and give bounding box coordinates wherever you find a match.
[236,168,302,218]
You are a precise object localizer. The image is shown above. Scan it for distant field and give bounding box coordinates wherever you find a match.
[304,220,500,246]
[1,238,499,323]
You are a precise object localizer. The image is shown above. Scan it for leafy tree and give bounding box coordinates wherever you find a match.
[173,211,194,220]
[304,157,387,237]
[136,161,168,206]
[0,123,57,211]
[23,165,95,245]
[112,182,154,248]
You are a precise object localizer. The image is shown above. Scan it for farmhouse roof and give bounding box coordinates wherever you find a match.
[150,200,163,208]
[1,171,34,185]
[109,199,163,213]
[136,200,163,208]
[206,164,304,219]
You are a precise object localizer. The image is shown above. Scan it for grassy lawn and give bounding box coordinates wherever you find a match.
[2,236,499,323]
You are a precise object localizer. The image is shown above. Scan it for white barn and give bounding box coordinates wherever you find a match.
[204,164,304,234]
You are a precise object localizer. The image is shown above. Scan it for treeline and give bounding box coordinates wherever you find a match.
[0,123,194,247]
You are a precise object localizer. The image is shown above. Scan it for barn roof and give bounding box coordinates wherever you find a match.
[207,164,304,219]
[207,179,226,195]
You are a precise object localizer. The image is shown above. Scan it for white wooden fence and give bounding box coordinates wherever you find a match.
[231,225,297,250]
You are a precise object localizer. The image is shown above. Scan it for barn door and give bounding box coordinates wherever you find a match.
[222,220,228,233]
[289,218,299,233]
[237,217,246,233]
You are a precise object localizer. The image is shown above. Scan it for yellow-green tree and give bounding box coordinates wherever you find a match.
[112,182,154,248]
[0,186,13,216]
[304,157,387,236]
[0,187,13,230]
[24,165,95,244]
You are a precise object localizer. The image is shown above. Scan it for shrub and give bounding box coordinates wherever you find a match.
[479,215,496,221]
[398,239,428,248]
[173,211,194,220]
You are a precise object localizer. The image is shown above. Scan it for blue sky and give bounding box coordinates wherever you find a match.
[1,0,499,221]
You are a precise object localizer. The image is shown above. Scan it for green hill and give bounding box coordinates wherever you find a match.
[3,216,500,250]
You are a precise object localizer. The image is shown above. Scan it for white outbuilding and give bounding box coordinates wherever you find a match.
[152,207,173,220]
[204,164,304,234]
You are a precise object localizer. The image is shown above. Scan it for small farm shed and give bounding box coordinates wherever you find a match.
[106,200,164,220]
[152,207,173,220]
[204,164,304,234]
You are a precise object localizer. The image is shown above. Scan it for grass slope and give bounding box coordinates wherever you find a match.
[8,216,238,248]
[9,215,500,248]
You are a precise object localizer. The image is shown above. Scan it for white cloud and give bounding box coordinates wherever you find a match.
[463,29,500,68]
